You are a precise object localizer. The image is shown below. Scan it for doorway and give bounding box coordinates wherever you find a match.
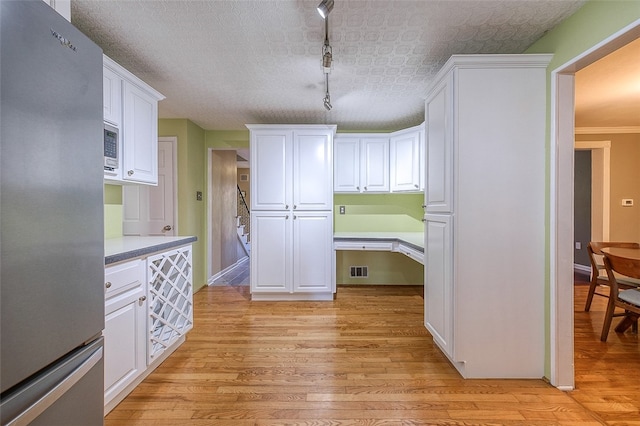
[551,22,640,389]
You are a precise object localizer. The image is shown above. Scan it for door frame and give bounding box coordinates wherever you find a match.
[159,136,179,235]
[550,19,640,390]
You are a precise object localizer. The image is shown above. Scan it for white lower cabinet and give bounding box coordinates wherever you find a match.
[103,243,193,413]
[251,211,334,299]
[103,259,146,412]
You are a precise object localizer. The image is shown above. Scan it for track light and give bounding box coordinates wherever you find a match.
[323,75,332,111]
[317,0,333,19]
[322,41,332,73]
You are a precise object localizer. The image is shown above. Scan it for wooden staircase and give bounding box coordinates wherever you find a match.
[236,215,250,255]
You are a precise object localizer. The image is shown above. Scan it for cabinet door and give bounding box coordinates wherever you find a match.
[361,137,389,192]
[250,130,292,211]
[390,130,420,192]
[293,211,333,293]
[104,285,146,405]
[424,214,453,357]
[334,137,360,192]
[103,65,122,127]
[293,130,333,210]
[250,211,292,292]
[122,81,158,185]
[425,77,452,212]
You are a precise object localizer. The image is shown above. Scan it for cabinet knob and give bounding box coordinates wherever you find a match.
[357,186,360,191]
[105,281,112,289]
[293,205,297,210]
[422,204,427,208]
[139,296,147,303]
[294,215,297,220]
[286,215,289,219]
[364,186,368,191]
[414,184,419,188]
[285,205,289,209]
[163,225,172,231]
[422,218,426,222]
[127,170,134,176]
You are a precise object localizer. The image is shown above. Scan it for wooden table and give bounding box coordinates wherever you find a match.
[601,246,640,261]
[601,246,640,333]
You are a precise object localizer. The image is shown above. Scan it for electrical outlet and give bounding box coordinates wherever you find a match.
[339,205,345,214]
[622,199,634,207]
[196,191,202,201]
[575,242,581,250]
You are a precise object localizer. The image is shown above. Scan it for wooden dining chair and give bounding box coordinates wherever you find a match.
[584,242,640,312]
[600,252,640,341]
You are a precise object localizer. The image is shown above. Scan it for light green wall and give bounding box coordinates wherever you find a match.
[334,193,424,285]
[334,193,424,232]
[159,119,206,292]
[104,184,123,239]
[525,0,640,380]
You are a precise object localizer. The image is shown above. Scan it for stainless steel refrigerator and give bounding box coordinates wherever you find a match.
[1,1,105,424]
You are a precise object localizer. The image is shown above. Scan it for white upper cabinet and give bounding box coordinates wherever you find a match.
[425,77,452,212]
[390,124,423,192]
[334,135,390,193]
[293,129,334,210]
[333,137,360,192]
[103,55,165,186]
[361,137,390,192]
[122,81,158,185]
[103,66,122,128]
[250,127,333,211]
[334,124,425,194]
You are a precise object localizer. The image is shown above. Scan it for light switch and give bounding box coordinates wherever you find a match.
[622,199,634,207]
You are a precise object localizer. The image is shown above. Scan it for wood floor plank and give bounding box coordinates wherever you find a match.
[105,284,638,425]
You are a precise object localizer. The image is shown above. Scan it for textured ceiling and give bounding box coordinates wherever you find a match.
[71,0,588,131]
[575,37,640,128]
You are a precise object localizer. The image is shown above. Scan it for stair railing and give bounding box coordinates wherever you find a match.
[237,185,250,238]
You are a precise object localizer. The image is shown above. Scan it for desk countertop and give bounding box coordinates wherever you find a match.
[334,231,423,252]
[105,236,197,265]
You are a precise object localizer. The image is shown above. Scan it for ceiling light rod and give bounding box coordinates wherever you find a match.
[317,0,333,19]
[323,74,332,111]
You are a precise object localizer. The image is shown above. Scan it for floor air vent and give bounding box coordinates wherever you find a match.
[349,266,368,278]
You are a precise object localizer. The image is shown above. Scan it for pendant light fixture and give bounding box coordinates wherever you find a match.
[317,0,334,110]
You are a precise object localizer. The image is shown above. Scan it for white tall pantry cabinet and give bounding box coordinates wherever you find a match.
[248,125,336,301]
[423,54,552,378]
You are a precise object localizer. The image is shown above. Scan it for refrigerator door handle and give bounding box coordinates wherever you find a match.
[5,346,103,426]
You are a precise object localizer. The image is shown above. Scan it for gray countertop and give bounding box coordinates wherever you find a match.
[334,231,424,252]
[105,236,197,265]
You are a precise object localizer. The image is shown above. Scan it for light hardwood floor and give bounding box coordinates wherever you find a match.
[105,283,638,425]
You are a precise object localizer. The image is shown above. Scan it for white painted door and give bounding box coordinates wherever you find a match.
[250,211,291,292]
[122,81,158,184]
[250,130,291,211]
[390,130,420,192]
[123,138,176,236]
[361,137,389,192]
[292,211,333,293]
[333,137,360,192]
[424,213,453,357]
[292,130,333,210]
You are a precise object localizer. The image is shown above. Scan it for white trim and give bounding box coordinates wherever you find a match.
[207,148,214,280]
[207,256,249,285]
[574,264,590,275]
[550,18,640,390]
[574,140,611,242]
[159,136,178,235]
[575,126,640,135]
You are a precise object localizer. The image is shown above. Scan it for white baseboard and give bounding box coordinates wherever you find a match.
[207,256,249,285]
[574,264,590,274]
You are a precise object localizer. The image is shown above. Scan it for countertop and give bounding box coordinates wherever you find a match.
[334,231,424,252]
[105,236,197,265]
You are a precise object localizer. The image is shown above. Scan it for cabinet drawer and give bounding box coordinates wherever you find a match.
[395,243,424,265]
[334,241,394,251]
[105,259,145,298]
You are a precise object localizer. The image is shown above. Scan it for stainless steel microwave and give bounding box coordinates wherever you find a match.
[103,124,118,171]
